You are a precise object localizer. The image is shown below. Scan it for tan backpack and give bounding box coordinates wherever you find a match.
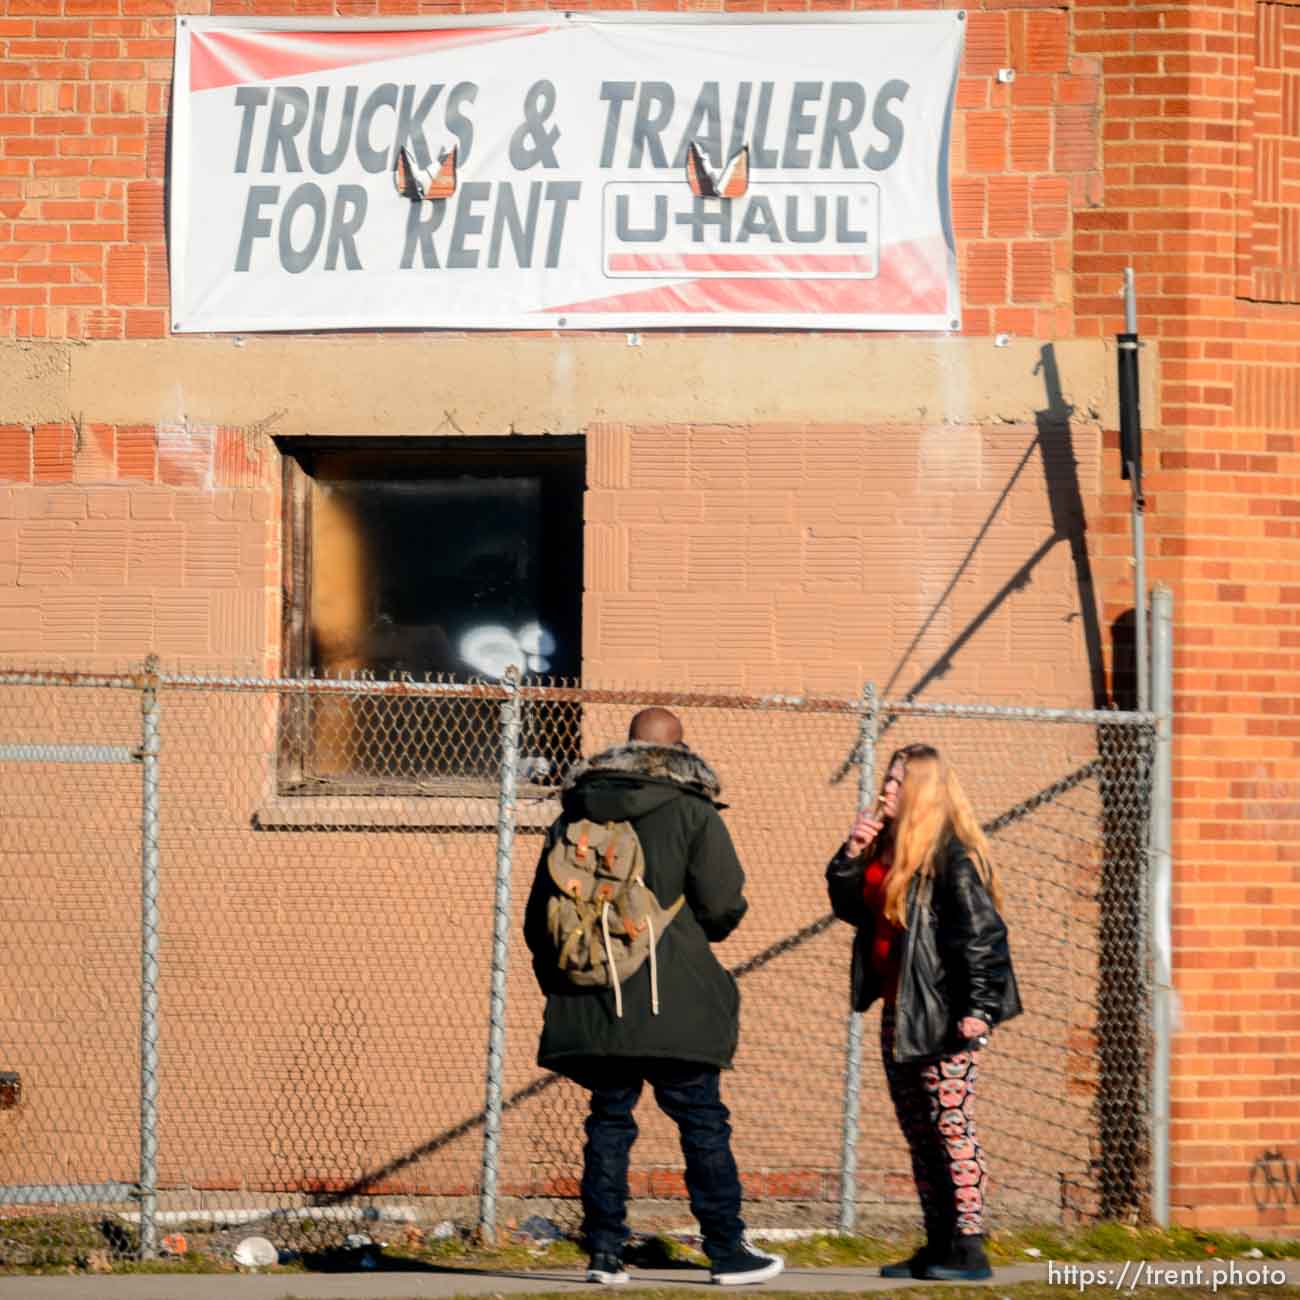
[545,818,685,1017]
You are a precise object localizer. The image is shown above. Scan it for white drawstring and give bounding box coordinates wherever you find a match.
[601,902,623,1019]
[647,915,659,1015]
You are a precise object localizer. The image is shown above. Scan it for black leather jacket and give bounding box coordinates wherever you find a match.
[825,833,1022,1063]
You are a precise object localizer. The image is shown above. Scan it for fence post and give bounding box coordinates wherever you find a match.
[479,667,522,1243]
[1149,586,1174,1226]
[837,682,878,1234]
[136,656,161,1259]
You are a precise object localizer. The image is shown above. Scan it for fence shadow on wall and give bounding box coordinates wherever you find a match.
[299,707,1154,1227]
[879,342,1108,711]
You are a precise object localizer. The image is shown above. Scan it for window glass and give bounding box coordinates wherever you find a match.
[281,440,583,791]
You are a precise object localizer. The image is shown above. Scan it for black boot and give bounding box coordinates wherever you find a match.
[879,1243,930,1278]
[923,1233,992,1281]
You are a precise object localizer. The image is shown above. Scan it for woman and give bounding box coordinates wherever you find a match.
[825,743,1021,1282]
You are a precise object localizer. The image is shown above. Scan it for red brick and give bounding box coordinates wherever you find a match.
[966,111,1007,173]
[987,176,1031,238]
[125,178,163,245]
[105,244,145,305]
[1012,241,1055,302]
[964,242,1007,306]
[115,424,155,480]
[81,306,122,338]
[1032,176,1072,237]
[1024,11,1069,73]
[1055,107,1099,171]
[0,426,30,481]
[1057,74,1100,107]
[146,243,168,309]
[124,307,164,338]
[32,422,74,483]
[963,11,1007,77]
[1011,111,1052,172]
[1012,74,1056,108]
[950,177,986,238]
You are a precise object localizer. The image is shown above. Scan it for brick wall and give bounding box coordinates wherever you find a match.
[582,419,1101,701]
[1,0,1298,1232]
[0,0,1097,342]
[0,422,278,666]
[1076,0,1300,1230]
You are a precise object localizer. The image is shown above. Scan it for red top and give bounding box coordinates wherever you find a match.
[863,848,902,1002]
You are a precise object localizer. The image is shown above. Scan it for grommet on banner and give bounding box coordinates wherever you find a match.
[996,68,1016,84]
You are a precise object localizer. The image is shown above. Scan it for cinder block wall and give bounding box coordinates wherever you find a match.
[1,0,1298,1231]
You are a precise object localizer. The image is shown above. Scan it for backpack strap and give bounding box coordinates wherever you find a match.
[600,901,622,1018]
[647,896,686,1015]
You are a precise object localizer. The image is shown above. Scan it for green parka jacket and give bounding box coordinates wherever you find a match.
[523,741,748,1073]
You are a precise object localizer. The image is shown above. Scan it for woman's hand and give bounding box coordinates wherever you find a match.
[845,810,885,858]
[958,1016,989,1044]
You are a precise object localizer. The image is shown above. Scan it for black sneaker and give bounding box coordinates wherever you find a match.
[586,1251,629,1285]
[880,1245,930,1278]
[710,1244,785,1286]
[923,1234,993,1281]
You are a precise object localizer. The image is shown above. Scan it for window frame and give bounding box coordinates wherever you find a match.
[274,435,585,801]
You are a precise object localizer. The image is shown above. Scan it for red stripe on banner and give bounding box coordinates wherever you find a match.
[189,26,547,93]
[551,236,949,317]
[607,252,876,274]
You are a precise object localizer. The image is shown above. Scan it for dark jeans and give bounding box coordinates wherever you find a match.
[563,1057,745,1264]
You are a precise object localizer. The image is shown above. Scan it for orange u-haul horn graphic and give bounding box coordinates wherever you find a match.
[686,141,749,199]
[393,145,457,201]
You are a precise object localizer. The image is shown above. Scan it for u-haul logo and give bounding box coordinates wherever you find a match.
[602,182,880,280]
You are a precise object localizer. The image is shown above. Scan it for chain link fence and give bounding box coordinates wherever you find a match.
[0,667,1161,1267]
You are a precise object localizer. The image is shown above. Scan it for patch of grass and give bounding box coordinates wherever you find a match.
[3,1215,1298,1277]
[387,1232,587,1272]
[986,1222,1300,1263]
[106,1254,234,1274]
[745,1223,1300,1270]
[751,1233,907,1268]
[0,1215,130,1274]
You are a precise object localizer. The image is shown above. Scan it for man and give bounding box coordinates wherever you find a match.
[523,707,784,1287]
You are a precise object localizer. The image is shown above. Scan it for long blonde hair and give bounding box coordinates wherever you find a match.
[881,745,1003,926]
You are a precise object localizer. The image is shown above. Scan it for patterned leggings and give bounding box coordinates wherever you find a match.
[880,1004,988,1238]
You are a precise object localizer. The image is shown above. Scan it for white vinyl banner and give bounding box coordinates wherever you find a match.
[170,12,963,332]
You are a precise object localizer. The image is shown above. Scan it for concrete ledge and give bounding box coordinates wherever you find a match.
[0,335,1157,436]
[252,793,559,831]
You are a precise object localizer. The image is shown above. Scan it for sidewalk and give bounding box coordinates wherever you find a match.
[0,1260,1297,1299]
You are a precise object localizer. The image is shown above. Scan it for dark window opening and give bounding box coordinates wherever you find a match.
[278,437,584,794]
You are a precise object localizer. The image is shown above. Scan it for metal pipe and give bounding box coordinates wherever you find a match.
[479,665,521,1244]
[157,671,511,697]
[156,672,867,716]
[0,672,138,689]
[1134,510,1148,712]
[1120,267,1147,711]
[0,1184,137,1205]
[1149,585,1174,1226]
[138,659,161,1259]
[837,682,878,1233]
[0,744,138,763]
[883,699,1156,725]
[115,1205,420,1227]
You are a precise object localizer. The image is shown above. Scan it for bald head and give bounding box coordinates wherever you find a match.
[628,707,684,746]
